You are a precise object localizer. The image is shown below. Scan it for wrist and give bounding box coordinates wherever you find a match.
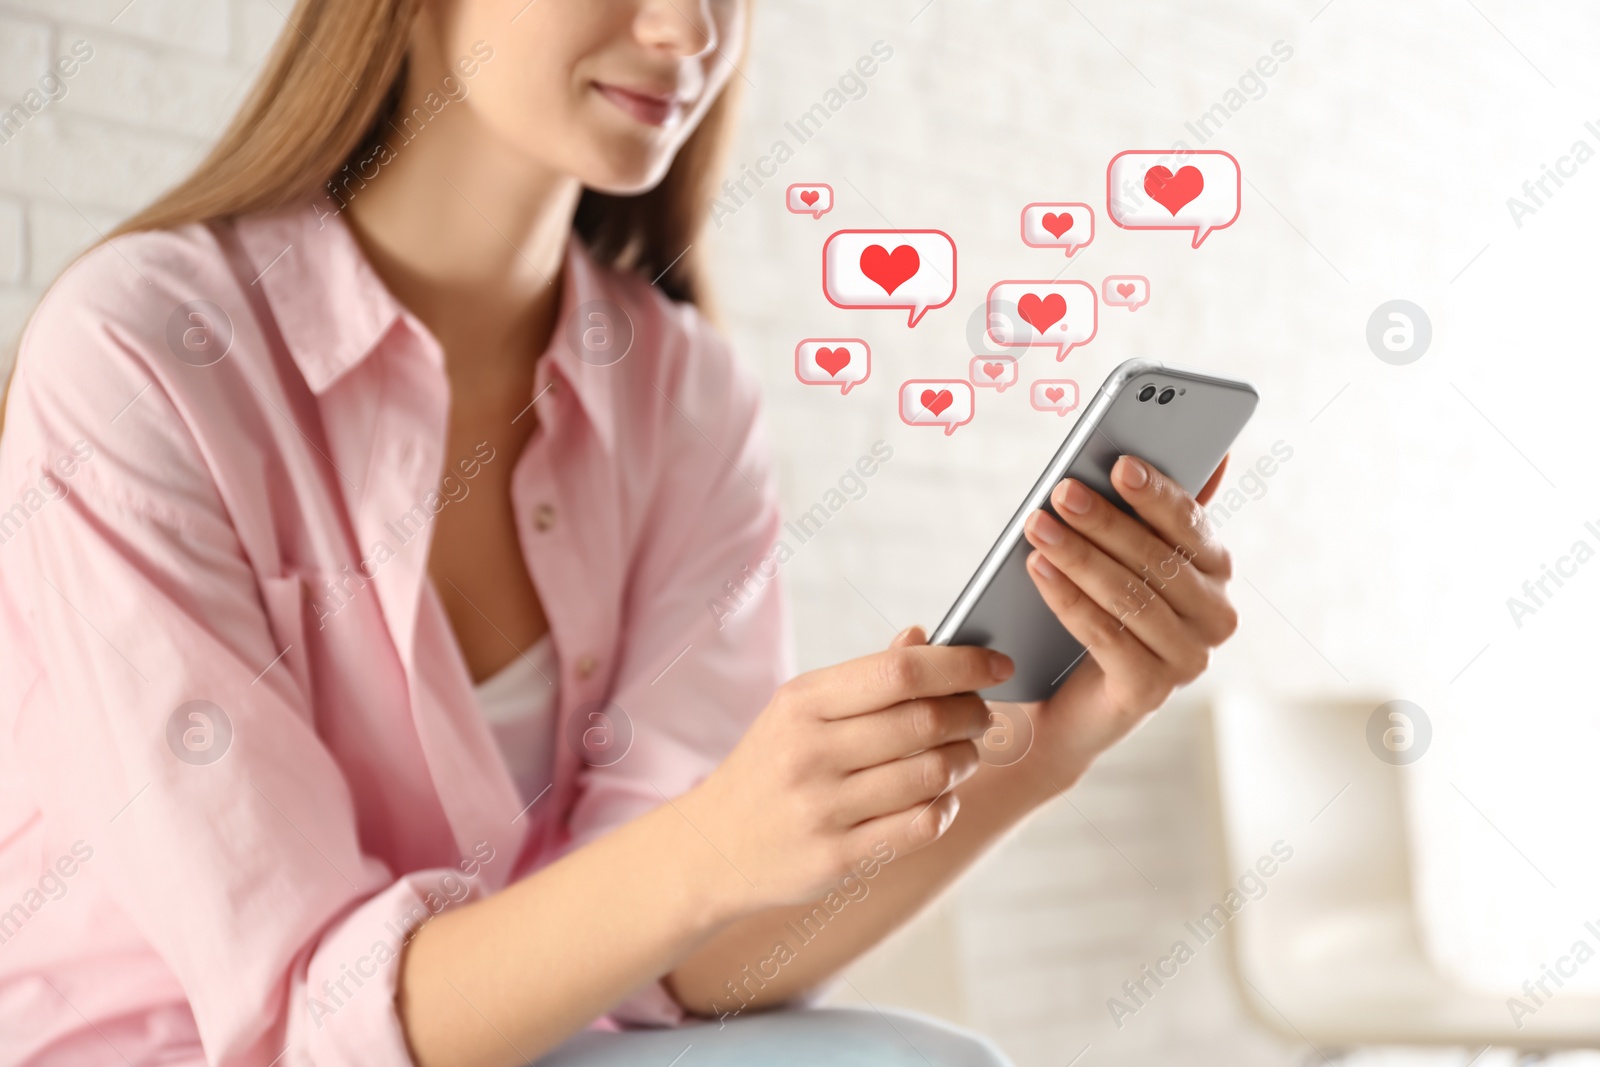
[958,753,1058,829]
[1006,729,1088,810]
[656,780,764,932]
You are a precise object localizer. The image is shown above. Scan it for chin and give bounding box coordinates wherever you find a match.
[575,142,679,198]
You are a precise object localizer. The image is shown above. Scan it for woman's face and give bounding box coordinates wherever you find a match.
[419,0,745,194]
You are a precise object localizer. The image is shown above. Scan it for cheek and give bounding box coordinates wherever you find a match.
[466,65,639,190]
[468,50,574,139]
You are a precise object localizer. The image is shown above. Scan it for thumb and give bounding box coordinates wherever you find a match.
[889,625,928,649]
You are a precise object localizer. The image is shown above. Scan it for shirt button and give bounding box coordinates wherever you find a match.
[575,655,598,679]
[534,503,557,531]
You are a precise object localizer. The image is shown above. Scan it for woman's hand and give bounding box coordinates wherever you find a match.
[677,637,1014,916]
[1015,454,1237,792]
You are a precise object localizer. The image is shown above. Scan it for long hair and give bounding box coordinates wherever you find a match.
[0,0,741,425]
[112,0,740,306]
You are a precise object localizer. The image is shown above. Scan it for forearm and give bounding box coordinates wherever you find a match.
[397,800,744,1067]
[665,755,1053,1016]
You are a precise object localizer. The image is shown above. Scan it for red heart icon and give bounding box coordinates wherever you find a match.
[1016,293,1067,335]
[814,346,851,377]
[920,388,953,416]
[982,362,1004,380]
[1143,165,1204,215]
[1045,386,1065,403]
[800,189,819,207]
[1041,212,1074,238]
[859,244,920,296]
[1116,282,1136,298]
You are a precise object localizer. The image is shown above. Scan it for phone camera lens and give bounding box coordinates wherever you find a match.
[1157,387,1176,405]
[1138,385,1156,402]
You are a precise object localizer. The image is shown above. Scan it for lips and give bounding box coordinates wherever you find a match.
[594,82,685,127]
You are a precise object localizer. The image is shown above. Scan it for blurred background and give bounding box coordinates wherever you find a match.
[3,1,1599,1064]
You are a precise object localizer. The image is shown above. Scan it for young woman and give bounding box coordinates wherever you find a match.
[0,2,1239,1064]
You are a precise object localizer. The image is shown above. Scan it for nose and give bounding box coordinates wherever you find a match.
[635,0,719,59]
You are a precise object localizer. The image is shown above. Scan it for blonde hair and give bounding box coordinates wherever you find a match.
[115,0,739,304]
[2,0,742,422]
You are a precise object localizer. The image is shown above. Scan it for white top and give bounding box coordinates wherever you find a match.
[474,635,559,804]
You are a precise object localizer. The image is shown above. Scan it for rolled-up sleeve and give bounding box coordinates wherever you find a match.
[1,303,458,1066]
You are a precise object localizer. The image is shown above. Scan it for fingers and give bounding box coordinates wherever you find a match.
[1023,509,1202,670]
[828,693,991,770]
[1195,454,1229,507]
[1024,547,1167,690]
[836,739,980,826]
[845,791,960,862]
[1037,479,1236,646]
[889,625,927,649]
[1108,456,1232,578]
[792,642,1013,721]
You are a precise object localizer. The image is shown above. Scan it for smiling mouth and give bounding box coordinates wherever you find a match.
[593,82,686,128]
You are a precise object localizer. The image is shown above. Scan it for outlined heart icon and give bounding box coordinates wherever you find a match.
[800,190,820,207]
[859,244,921,295]
[814,347,851,376]
[920,388,953,416]
[1143,165,1204,215]
[1040,212,1074,238]
[1016,293,1067,335]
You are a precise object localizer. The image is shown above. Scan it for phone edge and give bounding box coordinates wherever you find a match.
[928,357,1164,646]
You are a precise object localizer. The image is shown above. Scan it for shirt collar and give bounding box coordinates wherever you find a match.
[540,237,618,453]
[233,198,619,452]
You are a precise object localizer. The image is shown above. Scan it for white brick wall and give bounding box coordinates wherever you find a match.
[0,0,277,347]
[708,3,1600,1065]
[4,3,1598,1066]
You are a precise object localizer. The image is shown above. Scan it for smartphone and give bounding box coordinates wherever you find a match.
[930,359,1258,702]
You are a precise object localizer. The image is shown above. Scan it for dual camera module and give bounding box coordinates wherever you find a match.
[1138,383,1183,405]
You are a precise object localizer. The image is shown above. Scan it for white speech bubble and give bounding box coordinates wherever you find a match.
[795,338,870,394]
[786,183,833,219]
[1106,150,1241,248]
[986,280,1098,361]
[823,230,957,328]
[1030,380,1080,417]
[1102,275,1150,311]
[1021,202,1094,256]
[969,355,1019,393]
[898,380,974,436]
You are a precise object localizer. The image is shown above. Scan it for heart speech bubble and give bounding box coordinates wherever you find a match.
[969,355,1019,393]
[786,183,833,219]
[795,338,870,394]
[986,280,1098,361]
[1021,202,1094,257]
[898,379,974,436]
[1030,379,1080,417]
[823,229,957,328]
[1102,275,1150,311]
[1106,150,1241,248]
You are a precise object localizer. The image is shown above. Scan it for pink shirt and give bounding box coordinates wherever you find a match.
[0,202,791,1066]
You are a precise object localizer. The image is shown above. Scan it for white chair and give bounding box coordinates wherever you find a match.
[1207,691,1600,1049]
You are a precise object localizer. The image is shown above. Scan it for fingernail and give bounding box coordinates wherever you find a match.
[1119,457,1149,489]
[1059,480,1093,515]
[1028,550,1062,581]
[1027,511,1064,545]
[988,651,1014,680]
